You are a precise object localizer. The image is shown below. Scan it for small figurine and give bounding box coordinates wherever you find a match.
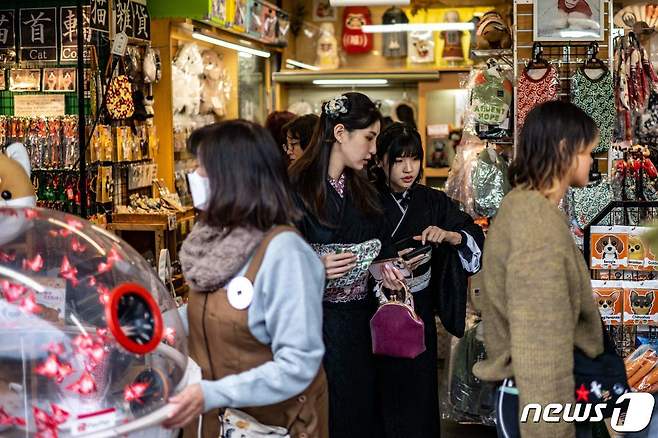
[316,23,340,70]
[441,11,465,63]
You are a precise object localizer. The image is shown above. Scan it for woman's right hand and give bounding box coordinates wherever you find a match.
[321,252,357,280]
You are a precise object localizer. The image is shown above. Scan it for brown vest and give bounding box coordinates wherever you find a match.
[184,226,328,438]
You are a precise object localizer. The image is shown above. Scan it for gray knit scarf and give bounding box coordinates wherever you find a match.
[179,223,265,292]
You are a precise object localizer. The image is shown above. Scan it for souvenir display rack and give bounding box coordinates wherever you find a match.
[0,1,92,217]
[513,0,613,174]
[584,200,658,358]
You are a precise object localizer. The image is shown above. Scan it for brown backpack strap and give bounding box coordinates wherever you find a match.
[244,225,299,283]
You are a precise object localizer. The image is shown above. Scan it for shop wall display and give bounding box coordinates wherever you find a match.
[291,5,495,70]
[533,0,605,42]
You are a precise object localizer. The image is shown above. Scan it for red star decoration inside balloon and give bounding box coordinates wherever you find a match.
[71,237,87,253]
[576,384,590,402]
[66,371,97,395]
[22,254,44,272]
[0,280,27,302]
[59,256,79,287]
[35,354,73,383]
[124,382,150,404]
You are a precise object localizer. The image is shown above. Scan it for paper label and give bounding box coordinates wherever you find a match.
[14,94,65,117]
[71,408,117,436]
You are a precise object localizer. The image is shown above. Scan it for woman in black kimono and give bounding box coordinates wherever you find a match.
[289,92,404,438]
[373,122,485,438]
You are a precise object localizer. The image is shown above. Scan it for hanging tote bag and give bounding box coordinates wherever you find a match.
[105,55,134,120]
[370,281,425,359]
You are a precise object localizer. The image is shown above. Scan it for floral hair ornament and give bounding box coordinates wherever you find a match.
[324,95,350,119]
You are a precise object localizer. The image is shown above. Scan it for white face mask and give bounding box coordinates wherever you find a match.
[187,170,210,210]
[0,195,36,208]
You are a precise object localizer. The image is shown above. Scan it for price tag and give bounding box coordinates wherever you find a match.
[111,32,128,56]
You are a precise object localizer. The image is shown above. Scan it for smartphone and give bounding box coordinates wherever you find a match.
[368,258,412,281]
[393,236,422,253]
[401,244,432,261]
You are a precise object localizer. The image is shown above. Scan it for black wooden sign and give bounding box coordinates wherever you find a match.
[114,0,134,38]
[60,6,92,62]
[19,7,58,62]
[90,0,110,33]
[0,10,16,63]
[132,1,150,41]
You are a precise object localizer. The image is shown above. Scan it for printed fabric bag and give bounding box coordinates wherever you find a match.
[220,408,290,438]
[105,55,135,120]
[311,239,381,289]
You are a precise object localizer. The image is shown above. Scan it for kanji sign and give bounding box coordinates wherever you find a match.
[0,10,15,63]
[114,0,133,38]
[60,6,92,62]
[90,0,110,33]
[132,1,150,40]
[19,7,57,62]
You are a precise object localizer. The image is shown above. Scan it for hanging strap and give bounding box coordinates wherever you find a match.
[104,53,123,80]
[244,225,299,283]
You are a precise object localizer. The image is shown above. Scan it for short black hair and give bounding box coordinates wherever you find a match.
[375,122,424,187]
[510,101,599,193]
[283,114,319,151]
[187,120,300,230]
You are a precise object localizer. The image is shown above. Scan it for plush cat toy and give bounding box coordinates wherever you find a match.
[0,143,35,248]
[0,143,35,209]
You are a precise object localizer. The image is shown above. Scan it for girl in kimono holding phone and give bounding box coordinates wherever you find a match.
[289,92,406,438]
[373,122,485,438]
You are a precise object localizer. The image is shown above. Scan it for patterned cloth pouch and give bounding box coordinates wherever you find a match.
[107,75,134,119]
[569,178,613,230]
[311,239,381,289]
[220,408,290,437]
[105,56,135,120]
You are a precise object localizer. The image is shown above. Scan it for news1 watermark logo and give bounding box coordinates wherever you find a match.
[521,393,655,432]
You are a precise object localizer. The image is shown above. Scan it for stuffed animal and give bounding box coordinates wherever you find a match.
[200,49,231,118]
[0,142,35,209]
[172,43,204,116]
[476,11,512,50]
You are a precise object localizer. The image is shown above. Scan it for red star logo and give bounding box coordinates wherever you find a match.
[576,384,590,402]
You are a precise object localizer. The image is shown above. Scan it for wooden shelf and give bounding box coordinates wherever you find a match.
[425,167,450,178]
[273,68,470,84]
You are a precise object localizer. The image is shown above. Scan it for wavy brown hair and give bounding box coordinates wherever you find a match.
[509,101,599,195]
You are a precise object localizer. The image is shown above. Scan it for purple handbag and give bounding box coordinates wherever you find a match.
[370,283,425,359]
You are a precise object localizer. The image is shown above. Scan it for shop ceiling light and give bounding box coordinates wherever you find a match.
[362,22,475,33]
[330,0,409,5]
[312,79,389,86]
[192,32,271,58]
[286,59,320,71]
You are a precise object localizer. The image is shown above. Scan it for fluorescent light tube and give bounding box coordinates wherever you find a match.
[286,59,320,71]
[330,0,409,5]
[312,79,388,86]
[362,22,475,33]
[192,32,271,58]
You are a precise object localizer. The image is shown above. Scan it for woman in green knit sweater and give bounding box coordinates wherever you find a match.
[473,101,604,438]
